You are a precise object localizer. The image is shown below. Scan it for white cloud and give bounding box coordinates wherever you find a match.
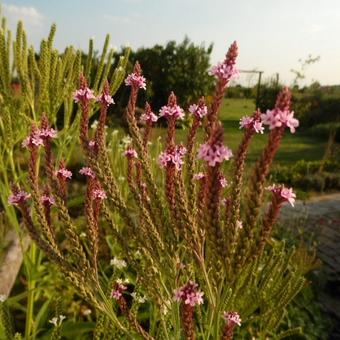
[2,3,45,28]
[104,13,141,25]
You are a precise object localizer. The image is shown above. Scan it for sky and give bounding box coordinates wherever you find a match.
[2,0,340,86]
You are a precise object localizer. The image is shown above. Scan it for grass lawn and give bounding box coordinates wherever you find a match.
[146,98,328,167]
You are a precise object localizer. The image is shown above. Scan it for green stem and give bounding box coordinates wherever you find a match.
[25,243,37,340]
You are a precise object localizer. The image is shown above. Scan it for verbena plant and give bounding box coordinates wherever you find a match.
[7,41,318,339]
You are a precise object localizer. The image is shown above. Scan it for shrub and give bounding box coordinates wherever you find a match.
[7,42,318,339]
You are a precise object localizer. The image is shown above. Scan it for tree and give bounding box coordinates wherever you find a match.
[114,37,214,115]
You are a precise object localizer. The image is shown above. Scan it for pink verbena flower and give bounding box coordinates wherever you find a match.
[22,131,44,148]
[159,104,184,120]
[219,176,229,188]
[111,283,127,300]
[197,142,233,167]
[41,194,55,206]
[54,166,72,180]
[189,103,208,119]
[261,109,299,133]
[92,189,107,201]
[266,184,296,207]
[124,147,138,158]
[125,73,146,90]
[158,145,187,171]
[140,110,158,124]
[239,116,264,134]
[73,87,96,103]
[39,127,57,140]
[79,167,96,179]
[8,190,31,205]
[193,172,205,180]
[88,140,97,150]
[96,93,114,107]
[223,311,242,327]
[209,62,239,80]
[174,281,204,307]
[236,220,243,229]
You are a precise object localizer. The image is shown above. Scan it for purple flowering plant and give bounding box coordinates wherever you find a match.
[8,40,318,339]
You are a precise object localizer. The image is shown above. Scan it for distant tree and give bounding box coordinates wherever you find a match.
[114,37,214,115]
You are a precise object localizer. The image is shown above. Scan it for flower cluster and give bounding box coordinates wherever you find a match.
[158,145,187,170]
[174,281,204,307]
[8,190,31,205]
[266,184,296,207]
[41,194,55,206]
[197,142,233,167]
[110,257,127,269]
[111,282,127,300]
[209,41,239,82]
[73,87,96,103]
[193,172,205,180]
[79,166,96,179]
[54,165,72,180]
[239,116,264,134]
[159,103,185,120]
[209,62,239,81]
[261,109,299,133]
[91,189,107,201]
[140,107,158,124]
[188,102,208,119]
[223,311,242,326]
[125,73,146,90]
[96,93,114,107]
[124,147,138,159]
[49,315,66,327]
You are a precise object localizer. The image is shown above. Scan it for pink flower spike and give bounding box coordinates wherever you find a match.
[193,172,205,180]
[111,283,127,300]
[266,184,296,207]
[189,103,208,119]
[124,73,146,90]
[8,190,31,205]
[22,132,44,149]
[253,121,264,134]
[97,94,114,107]
[54,167,72,180]
[239,116,253,129]
[219,176,229,188]
[173,281,204,307]
[79,167,96,179]
[197,142,233,167]
[158,145,187,170]
[159,104,185,120]
[124,147,138,159]
[39,127,57,140]
[41,194,55,206]
[261,108,299,133]
[73,87,96,103]
[92,189,107,201]
[223,311,242,327]
[140,111,158,124]
[209,62,239,81]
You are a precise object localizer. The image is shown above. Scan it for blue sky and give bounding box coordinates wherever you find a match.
[2,0,340,86]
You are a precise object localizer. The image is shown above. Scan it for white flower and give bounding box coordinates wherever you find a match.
[91,120,98,129]
[82,309,92,316]
[110,257,127,269]
[49,315,66,327]
[131,292,146,304]
[121,135,132,145]
[79,232,86,238]
[236,220,243,229]
[0,295,7,302]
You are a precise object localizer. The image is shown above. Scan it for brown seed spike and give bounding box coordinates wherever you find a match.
[168,91,177,107]
[133,61,142,76]
[275,86,291,111]
[79,74,88,90]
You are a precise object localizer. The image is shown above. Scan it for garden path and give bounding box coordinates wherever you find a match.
[279,193,340,328]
